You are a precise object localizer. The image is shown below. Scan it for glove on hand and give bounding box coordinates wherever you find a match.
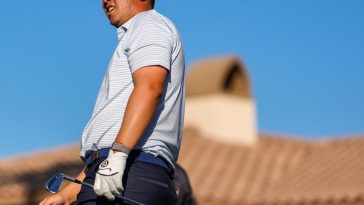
[94,150,128,201]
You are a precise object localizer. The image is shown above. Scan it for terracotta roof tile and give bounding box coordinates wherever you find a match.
[253,137,364,204]
[179,128,364,205]
[178,128,315,204]
[1,128,364,205]
[0,145,83,205]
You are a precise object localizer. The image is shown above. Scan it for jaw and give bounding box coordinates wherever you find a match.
[103,1,120,27]
[109,14,125,28]
[102,1,140,28]
[105,8,123,27]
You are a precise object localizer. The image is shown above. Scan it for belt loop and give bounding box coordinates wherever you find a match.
[85,148,110,166]
[92,151,99,160]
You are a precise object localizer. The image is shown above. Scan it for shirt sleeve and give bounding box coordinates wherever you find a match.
[126,19,174,73]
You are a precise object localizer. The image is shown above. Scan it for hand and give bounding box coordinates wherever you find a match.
[39,193,69,205]
[94,150,128,200]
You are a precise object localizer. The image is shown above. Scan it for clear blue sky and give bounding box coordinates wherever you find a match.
[1,0,363,157]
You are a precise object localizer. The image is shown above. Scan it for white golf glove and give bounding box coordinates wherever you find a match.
[94,150,128,201]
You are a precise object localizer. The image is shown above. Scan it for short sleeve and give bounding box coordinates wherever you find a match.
[126,18,173,73]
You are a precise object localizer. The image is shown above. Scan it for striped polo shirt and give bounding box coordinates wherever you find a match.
[80,10,185,167]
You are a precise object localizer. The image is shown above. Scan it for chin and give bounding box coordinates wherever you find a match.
[110,21,118,27]
[108,19,118,27]
[109,18,122,28]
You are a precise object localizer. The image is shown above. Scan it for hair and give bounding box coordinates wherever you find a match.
[151,0,155,8]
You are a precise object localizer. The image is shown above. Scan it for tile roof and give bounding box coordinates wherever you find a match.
[256,137,364,204]
[178,128,364,205]
[0,128,363,205]
[0,145,83,205]
[178,128,311,204]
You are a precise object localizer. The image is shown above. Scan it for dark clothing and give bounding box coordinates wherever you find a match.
[77,151,177,205]
[174,164,197,205]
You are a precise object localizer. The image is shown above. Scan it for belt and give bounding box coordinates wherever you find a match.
[84,148,110,165]
[84,148,174,175]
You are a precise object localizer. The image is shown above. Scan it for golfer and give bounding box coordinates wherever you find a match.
[39,0,185,204]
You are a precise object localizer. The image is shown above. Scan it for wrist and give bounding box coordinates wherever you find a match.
[111,142,131,155]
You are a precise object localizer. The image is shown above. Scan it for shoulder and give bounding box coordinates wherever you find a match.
[130,10,176,36]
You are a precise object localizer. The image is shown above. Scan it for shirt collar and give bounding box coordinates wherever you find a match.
[117,25,127,40]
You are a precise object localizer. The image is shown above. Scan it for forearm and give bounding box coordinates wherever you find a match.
[59,167,87,203]
[115,86,161,149]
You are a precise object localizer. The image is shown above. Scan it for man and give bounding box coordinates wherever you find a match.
[39,0,185,204]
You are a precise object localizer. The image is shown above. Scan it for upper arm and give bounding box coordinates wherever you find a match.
[132,65,168,95]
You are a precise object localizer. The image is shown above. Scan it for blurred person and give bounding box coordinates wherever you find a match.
[174,164,197,205]
[39,0,185,204]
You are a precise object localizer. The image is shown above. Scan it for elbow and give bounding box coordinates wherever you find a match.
[151,86,164,98]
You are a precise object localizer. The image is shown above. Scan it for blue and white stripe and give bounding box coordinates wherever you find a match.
[80,10,185,168]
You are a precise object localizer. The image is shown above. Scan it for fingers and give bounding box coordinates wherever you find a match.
[39,196,53,205]
[94,174,103,196]
[102,178,115,201]
[94,174,121,201]
[39,197,46,205]
[108,178,121,196]
[94,175,115,201]
[104,192,115,201]
[114,174,124,193]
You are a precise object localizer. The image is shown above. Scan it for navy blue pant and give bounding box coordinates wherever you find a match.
[77,154,177,205]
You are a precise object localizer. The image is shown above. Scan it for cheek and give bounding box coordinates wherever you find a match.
[113,9,123,19]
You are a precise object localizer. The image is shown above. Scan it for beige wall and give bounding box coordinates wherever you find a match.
[184,93,257,145]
